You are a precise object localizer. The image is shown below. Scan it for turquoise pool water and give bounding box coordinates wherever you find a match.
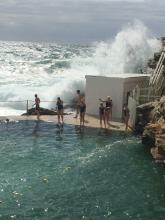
[0,121,165,220]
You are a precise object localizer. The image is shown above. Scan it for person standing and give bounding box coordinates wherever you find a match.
[35,94,40,120]
[56,97,64,124]
[79,97,86,127]
[99,102,106,128]
[99,96,112,125]
[123,104,130,130]
[74,90,81,118]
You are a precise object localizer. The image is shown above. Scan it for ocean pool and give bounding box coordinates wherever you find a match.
[0,121,165,220]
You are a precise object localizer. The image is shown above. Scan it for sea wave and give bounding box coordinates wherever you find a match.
[0,20,161,115]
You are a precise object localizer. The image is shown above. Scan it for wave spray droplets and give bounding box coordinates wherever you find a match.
[92,20,161,75]
[0,21,161,115]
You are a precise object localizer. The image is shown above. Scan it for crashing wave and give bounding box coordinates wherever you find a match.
[0,20,161,115]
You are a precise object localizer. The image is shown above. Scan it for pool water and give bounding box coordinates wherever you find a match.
[0,121,165,220]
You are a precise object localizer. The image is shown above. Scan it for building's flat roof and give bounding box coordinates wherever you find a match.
[86,73,150,79]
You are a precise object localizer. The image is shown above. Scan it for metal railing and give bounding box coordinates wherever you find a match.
[132,86,160,105]
[0,100,71,114]
[150,49,165,95]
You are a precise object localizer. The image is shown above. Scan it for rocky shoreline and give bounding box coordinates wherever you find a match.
[22,107,70,116]
[138,96,165,163]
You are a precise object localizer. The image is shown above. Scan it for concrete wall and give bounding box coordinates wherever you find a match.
[85,76,124,121]
[123,76,149,105]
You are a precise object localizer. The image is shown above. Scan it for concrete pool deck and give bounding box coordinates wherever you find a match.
[0,114,131,132]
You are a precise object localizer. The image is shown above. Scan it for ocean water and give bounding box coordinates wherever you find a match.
[0,121,165,219]
[0,21,161,116]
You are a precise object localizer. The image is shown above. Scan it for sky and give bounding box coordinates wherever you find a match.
[0,0,165,43]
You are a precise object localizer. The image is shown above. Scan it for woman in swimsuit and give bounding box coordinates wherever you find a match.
[123,104,130,130]
[99,102,106,128]
[79,97,86,127]
[99,96,112,124]
[56,97,64,124]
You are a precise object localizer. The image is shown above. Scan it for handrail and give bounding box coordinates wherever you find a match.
[0,101,27,102]
[0,99,72,114]
[0,100,69,103]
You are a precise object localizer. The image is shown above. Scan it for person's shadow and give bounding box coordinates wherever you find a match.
[74,125,85,139]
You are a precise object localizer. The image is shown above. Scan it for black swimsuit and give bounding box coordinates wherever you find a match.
[57,101,63,111]
[80,104,86,113]
[99,107,105,115]
[35,98,40,110]
[36,104,40,111]
[105,100,112,111]
[123,108,127,117]
[123,107,129,117]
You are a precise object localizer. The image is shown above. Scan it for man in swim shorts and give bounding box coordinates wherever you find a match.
[74,90,81,118]
[79,97,86,127]
[35,94,40,120]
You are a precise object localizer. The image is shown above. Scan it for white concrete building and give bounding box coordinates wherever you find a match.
[85,74,149,122]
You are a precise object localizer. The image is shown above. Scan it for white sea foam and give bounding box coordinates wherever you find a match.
[0,107,24,116]
[92,21,161,75]
[0,21,161,115]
